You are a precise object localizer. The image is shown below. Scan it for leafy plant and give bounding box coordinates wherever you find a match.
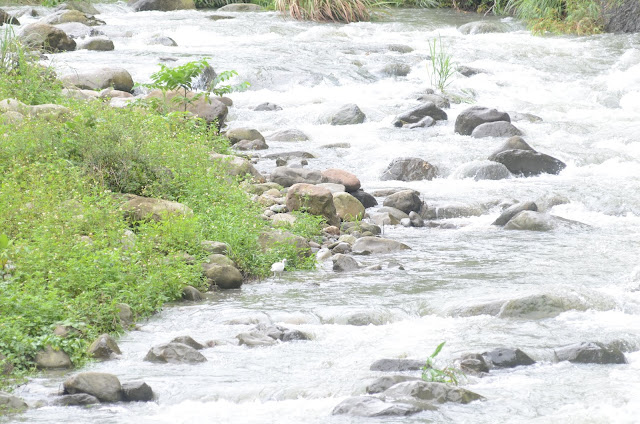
[0,234,12,279]
[421,341,465,385]
[427,36,455,93]
[275,0,385,23]
[506,0,603,34]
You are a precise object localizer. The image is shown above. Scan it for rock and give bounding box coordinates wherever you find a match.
[457,65,484,76]
[0,353,13,376]
[321,142,350,149]
[210,153,265,182]
[454,106,510,136]
[370,358,424,372]
[393,101,447,127]
[233,139,268,150]
[458,354,490,374]
[342,221,381,235]
[204,254,236,268]
[489,136,535,157]
[18,23,76,52]
[350,189,378,208]
[121,381,154,402]
[226,128,264,145]
[318,183,346,193]
[121,194,192,222]
[263,151,315,160]
[267,128,309,142]
[35,345,72,369]
[116,303,133,327]
[63,372,122,402]
[0,391,28,413]
[61,67,134,92]
[333,192,365,221]
[254,102,281,111]
[492,201,538,226]
[536,194,570,212]
[204,264,243,289]
[321,169,361,192]
[201,240,228,254]
[0,9,20,25]
[458,21,510,34]
[182,285,203,301]
[405,116,435,129]
[380,63,411,77]
[99,88,132,99]
[149,36,177,46]
[28,104,71,121]
[146,89,228,126]
[0,110,24,124]
[454,160,512,181]
[421,202,484,220]
[377,206,410,222]
[269,167,323,187]
[52,393,100,406]
[0,98,27,113]
[380,157,438,181]
[271,213,297,226]
[555,342,627,364]
[237,331,277,346]
[258,230,310,255]
[510,111,542,122]
[382,380,484,404]
[602,0,640,32]
[77,36,114,51]
[366,375,422,394]
[332,396,421,417]
[328,104,365,125]
[503,210,555,231]
[171,336,205,350]
[88,334,121,360]
[41,10,104,26]
[490,150,566,177]
[388,44,413,53]
[217,3,263,11]
[331,242,351,254]
[56,1,100,15]
[471,121,522,138]
[499,293,589,319]
[383,190,422,214]
[129,0,195,12]
[416,93,450,109]
[352,237,411,255]
[332,253,359,272]
[286,183,339,226]
[482,348,535,368]
[409,211,424,227]
[144,342,207,364]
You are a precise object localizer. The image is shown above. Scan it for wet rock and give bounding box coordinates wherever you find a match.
[332,253,359,272]
[331,242,351,254]
[237,331,278,347]
[233,138,268,150]
[454,160,512,181]
[201,240,229,254]
[62,67,134,92]
[380,63,411,77]
[52,393,100,406]
[54,22,102,38]
[407,211,423,227]
[204,264,243,289]
[77,36,114,51]
[352,236,411,255]
[144,342,207,364]
[267,128,309,142]
[489,136,535,157]
[121,381,154,402]
[342,221,381,235]
[182,285,204,301]
[458,21,510,34]
[56,1,100,15]
[322,168,361,192]
[602,0,640,32]
[254,102,282,111]
[457,65,484,77]
[458,353,490,374]
[88,334,121,360]
[388,44,413,53]
[406,116,435,129]
[421,202,484,220]
[482,348,535,368]
[41,9,104,26]
[366,376,422,394]
[63,372,122,402]
[210,153,265,182]
[226,128,264,145]
[417,93,450,109]
[454,106,510,136]
[270,167,323,187]
[129,0,195,12]
[370,359,424,372]
[286,183,339,226]
[503,211,555,231]
[554,342,627,364]
[383,190,422,214]
[492,201,538,226]
[393,101,447,127]
[535,194,570,212]
[218,3,263,11]
[350,189,378,208]
[320,142,350,148]
[121,194,192,222]
[0,391,28,413]
[510,111,543,122]
[328,104,365,125]
[35,345,72,369]
[18,23,76,52]
[382,380,484,404]
[490,149,566,177]
[500,294,587,319]
[471,121,522,138]
[380,157,438,181]
[332,396,421,417]
[171,336,205,350]
[0,9,20,25]
[333,192,365,221]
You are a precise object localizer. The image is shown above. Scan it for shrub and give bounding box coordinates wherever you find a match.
[275,0,382,23]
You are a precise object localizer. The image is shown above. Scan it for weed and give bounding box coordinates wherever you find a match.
[275,0,386,23]
[427,35,455,93]
[421,342,465,385]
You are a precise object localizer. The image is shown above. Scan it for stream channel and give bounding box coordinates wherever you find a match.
[3,2,640,423]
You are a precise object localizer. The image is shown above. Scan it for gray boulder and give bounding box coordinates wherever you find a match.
[218,3,263,11]
[504,210,555,231]
[226,128,264,145]
[0,9,20,25]
[129,0,195,12]
[457,65,484,76]
[18,23,76,52]
[482,348,535,368]
[56,1,100,14]
[88,334,121,360]
[602,0,640,32]
[352,237,411,255]
[350,189,378,208]
[204,264,243,289]
[63,372,122,402]
[458,20,510,34]
[171,336,205,350]
[500,293,590,319]
[56,22,103,38]
[77,36,114,51]
[489,136,534,157]
[383,190,421,214]
[393,101,447,127]
[366,376,422,394]
[370,358,424,371]
[237,331,277,347]
[182,285,204,301]
[121,381,154,402]
[332,396,421,417]
[41,9,104,26]
[332,253,359,272]
[0,391,28,413]
[149,36,177,46]
[555,342,627,364]
[270,167,324,187]
[35,345,72,369]
[382,380,484,404]
[144,342,207,364]
[210,153,265,182]
[455,160,511,181]
[121,194,192,222]
[328,104,365,125]
[489,149,566,177]
[455,106,510,136]
[492,201,538,226]
[380,157,438,181]
[254,102,282,111]
[267,128,309,142]
[471,121,522,138]
[61,67,134,92]
[233,139,268,150]
[286,183,339,226]
[52,393,100,406]
[416,93,450,109]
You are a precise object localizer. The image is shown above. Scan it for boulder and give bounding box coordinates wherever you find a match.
[382,380,484,404]
[380,157,438,181]
[238,324,308,346]
[129,0,195,12]
[258,230,310,255]
[145,89,228,127]
[233,139,268,150]
[482,348,535,368]
[332,192,365,221]
[500,293,589,319]
[254,102,282,111]
[63,372,122,402]
[352,236,411,255]
[28,104,71,121]
[409,211,424,227]
[267,128,309,142]
[263,151,315,160]
[1,111,24,124]
[0,392,28,413]
[52,393,100,406]
[393,101,447,127]
[88,334,121,360]
[458,21,510,34]
[116,303,134,327]
[454,106,510,136]
[56,1,100,15]
[350,189,378,208]
[554,342,627,364]
[0,9,20,25]
[383,190,422,214]
[204,264,243,289]
[388,44,413,53]
[149,36,177,46]
[144,342,207,364]
[182,285,204,301]
[342,221,381,235]
[332,396,421,417]
[489,149,566,177]
[503,210,555,231]
[0,98,27,113]
[121,381,154,402]
[458,353,490,374]
[121,194,192,222]
[270,167,323,187]
[318,183,345,193]
[366,375,422,394]
[328,104,365,125]
[602,0,640,32]
[416,93,450,109]
[454,160,512,181]
[322,169,361,192]
[405,116,435,129]
[377,206,410,222]
[217,3,263,11]
[205,253,236,267]
[76,36,114,51]
[226,128,264,145]
[210,153,265,182]
[370,358,424,372]
[492,201,538,226]
[380,63,411,77]
[35,345,72,369]
[471,121,522,138]
[18,23,76,52]
[332,253,359,272]
[286,183,339,226]
[41,9,104,26]
[489,136,535,156]
[171,336,205,350]
[62,67,134,92]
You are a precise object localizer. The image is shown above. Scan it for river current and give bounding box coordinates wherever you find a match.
[3,3,640,423]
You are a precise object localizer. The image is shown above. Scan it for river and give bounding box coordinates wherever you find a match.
[3,2,640,423]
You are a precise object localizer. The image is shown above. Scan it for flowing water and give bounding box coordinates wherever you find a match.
[3,3,640,423]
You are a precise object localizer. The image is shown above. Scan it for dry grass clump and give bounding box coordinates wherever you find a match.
[275,0,378,23]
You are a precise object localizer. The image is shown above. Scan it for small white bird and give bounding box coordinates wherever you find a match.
[271,258,287,278]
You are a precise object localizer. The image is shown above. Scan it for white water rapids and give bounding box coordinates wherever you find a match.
[3,3,640,423]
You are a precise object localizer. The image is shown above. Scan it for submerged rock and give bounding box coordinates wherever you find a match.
[370,358,424,372]
[52,393,100,406]
[554,342,627,364]
[382,380,484,404]
[454,160,512,181]
[366,375,422,394]
[144,342,207,364]
[380,157,438,181]
[482,348,535,368]
[63,372,122,402]
[121,381,154,402]
[0,391,28,413]
[490,149,566,177]
[332,396,421,417]
[492,201,538,226]
[454,106,510,136]
[393,101,447,127]
[328,104,366,125]
[458,20,510,34]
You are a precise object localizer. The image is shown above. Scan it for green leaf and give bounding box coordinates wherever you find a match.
[431,341,445,358]
[0,233,9,250]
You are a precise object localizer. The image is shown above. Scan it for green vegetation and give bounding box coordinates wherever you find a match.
[274,0,380,23]
[421,342,465,385]
[0,34,321,389]
[427,35,455,93]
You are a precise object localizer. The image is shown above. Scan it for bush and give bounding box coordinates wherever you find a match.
[275,0,382,22]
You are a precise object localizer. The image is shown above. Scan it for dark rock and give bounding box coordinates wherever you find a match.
[0,391,28,413]
[555,342,627,364]
[121,381,154,402]
[394,101,447,127]
[286,183,339,226]
[350,189,377,208]
[366,375,422,394]
[602,0,640,32]
[492,201,538,226]
[253,102,282,111]
[380,63,411,77]
[171,336,205,350]
[18,23,76,52]
[329,104,365,125]
[490,149,566,177]
[457,65,484,77]
[332,253,359,272]
[482,348,535,368]
[406,116,435,129]
[182,285,204,301]
[204,264,243,289]
[382,380,485,404]
[0,9,20,25]
[270,167,323,187]
[471,121,522,138]
[489,136,535,158]
[455,160,512,181]
[417,93,450,109]
[380,157,438,181]
[370,358,424,372]
[144,342,207,364]
[383,190,422,214]
[409,211,424,227]
[504,211,555,231]
[454,106,510,136]
[52,393,100,406]
[458,353,490,374]
[88,334,121,360]
[63,372,122,402]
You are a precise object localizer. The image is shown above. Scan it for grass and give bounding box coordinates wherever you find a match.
[427,35,455,93]
[274,0,382,23]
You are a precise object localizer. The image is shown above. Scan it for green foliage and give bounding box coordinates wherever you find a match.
[506,0,603,34]
[421,342,466,385]
[210,70,251,97]
[194,0,275,8]
[275,0,386,23]
[427,36,455,93]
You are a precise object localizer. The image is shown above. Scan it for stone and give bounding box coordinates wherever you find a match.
[328,104,365,125]
[0,392,28,413]
[388,44,413,53]
[18,23,76,52]
[121,194,192,222]
[457,65,484,77]
[271,212,297,226]
[0,98,27,113]
[41,9,104,26]
[210,153,265,182]
[380,63,411,77]
[352,237,411,255]
[63,372,122,402]
[482,348,535,368]
[405,116,435,129]
[316,247,332,261]
[116,303,133,327]
[201,240,228,254]
[471,121,522,138]
[205,253,236,267]
[455,160,512,181]
[510,111,543,122]
[146,89,228,127]
[458,354,490,374]
[77,36,114,51]
[504,211,555,231]
[393,101,447,127]
[258,230,310,256]
[377,206,410,222]
[331,242,351,254]
[226,128,264,145]
[1,111,24,124]
[332,192,365,221]
[237,331,277,347]
[171,336,205,350]
[270,167,323,187]
[52,393,100,406]
[204,264,243,289]
[99,88,132,99]
[62,67,134,92]
[492,201,538,226]
[254,102,282,111]
[88,334,121,360]
[129,0,195,12]
[263,151,315,160]
[267,128,309,142]
[35,345,72,369]
[370,358,424,371]
[382,380,484,404]
[56,1,100,14]
[318,183,346,193]
[217,3,263,11]
[383,190,422,214]
[490,150,566,177]
[182,285,204,301]
[286,183,339,226]
[417,93,450,109]
[321,142,350,149]
[458,21,510,34]
[322,169,361,192]
[380,157,438,181]
[0,9,20,25]
[499,294,589,319]
[233,139,268,150]
[409,211,424,227]
[554,342,627,364]
[489,136,535,157]
[144,342,207,364]
[28,104,71,121]
[332,396,421,417]
[121,381,154,402]
[602,0,640,32]
[332,253,359,272]
[366,375,422,394]
[149,36,177,46]
[454,106,510,136]
[350,189,378,208]
[342,221,381,235]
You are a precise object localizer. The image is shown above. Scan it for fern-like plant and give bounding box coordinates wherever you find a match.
[427,36,455,93]
[422,342,465,385]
